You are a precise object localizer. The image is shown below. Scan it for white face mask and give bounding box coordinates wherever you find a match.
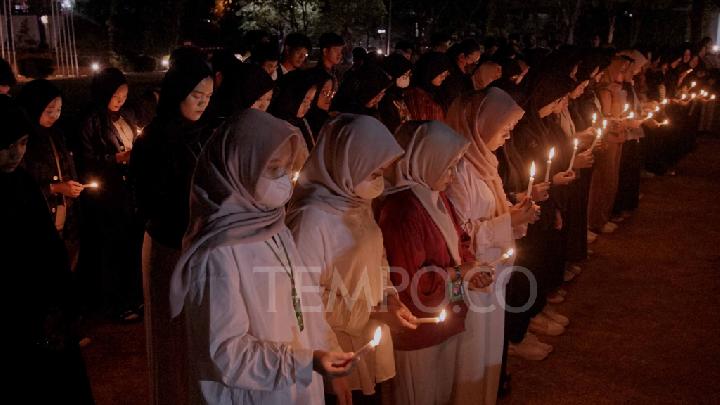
[354,176,385,200]
[396,76,410,88]
[255,174,293,208]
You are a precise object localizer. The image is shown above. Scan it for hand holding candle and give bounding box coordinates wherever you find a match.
[591,112,597,125]
[414,309,448,325]
[488,248,515,267]
[82,182,100,190]
[590,128,603,150]
[352,327,383,359]
[567,138,579,171]
[544,147,555,182]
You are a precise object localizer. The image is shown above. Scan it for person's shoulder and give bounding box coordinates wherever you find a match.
[379,190,424,222]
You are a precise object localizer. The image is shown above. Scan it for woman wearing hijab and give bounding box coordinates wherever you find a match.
[378,53,413,133]
[445,88,538,404]
[129,56,214,405]
[304,68,336,137]
[169,109,355,404]
[472,61,502,91]
[222,62,276,114]
[588,55,631,235]
[17,80,82,267]
[332,64,392,118]
[377,121,493,405]
[287,114,415,404]
[405,52,451,120]
[499,71,577,360]
[77,67,143,322]
[1,96,94,404]
[269,69,319,149]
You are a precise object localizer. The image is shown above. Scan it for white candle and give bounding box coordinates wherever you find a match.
[567,138,579,171]
[414,309,448,325]
[661,98,669,105]
[661,119,670,126]
[602,119,608,130]
[645,112,654,120]
[623,103,629,113]
[691,93,697,99]
[681,94,688,100]
[544,147,555,182]
[712,94,717,101]
[82,182,99,189]
[691,81,697,88]
[655,106,660,112]
[591,112,597,125]
[352,327,383,359]
[627,112,635,119]
[292,171,300,183]
[527,162,536,198]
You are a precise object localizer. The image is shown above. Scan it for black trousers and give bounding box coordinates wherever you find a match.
[614,139,642,215]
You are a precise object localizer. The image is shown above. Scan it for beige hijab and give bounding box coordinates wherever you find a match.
[446,88,524,216]
[288,114,404,215]
[388,121,470,264]
[170,109,304,317]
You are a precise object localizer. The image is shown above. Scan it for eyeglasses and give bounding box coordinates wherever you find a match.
[322,89,337,99]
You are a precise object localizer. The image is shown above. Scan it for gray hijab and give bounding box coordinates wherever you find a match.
[170,109,303,317]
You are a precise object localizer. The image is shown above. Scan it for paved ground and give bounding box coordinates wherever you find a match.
[83,138,720,404]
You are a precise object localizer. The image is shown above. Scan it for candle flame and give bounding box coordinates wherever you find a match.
[627,112,635,119]
[602,119,607,129]
[529,161,536,177]
[662,99,668,105]
[596,128,602,138]
[292,171,300,182]
[646,112,654,119]
[84,182,100,189]
[573,138,579,148]
[691,81,697,88]
[623,103,629,112]
[370,326,382,347]
[712,95,717,100]
[503,248,515,259]
[691,93,697,99]
[438,310,447,323]
[591,112,597,122]
[662,119,669,125]
[681,94,688,100]
[655,106,660,112]
[548,147,555,160]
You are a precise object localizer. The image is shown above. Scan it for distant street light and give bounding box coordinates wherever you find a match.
[91,62,100,72]
[161,58,169,69]
[377,29,386,34]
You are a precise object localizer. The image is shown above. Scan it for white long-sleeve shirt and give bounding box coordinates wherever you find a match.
[289,205,395,395]
[180,227,328,404]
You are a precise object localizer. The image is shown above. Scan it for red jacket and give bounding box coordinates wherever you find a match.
[378,189,474,351]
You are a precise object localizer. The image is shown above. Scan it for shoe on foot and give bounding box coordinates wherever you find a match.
[525,332,554,353]
[556,288,568,297]
[569,264,582,275]
[610,216,625,223]
[563,269,576,282]
[529,314,566,336]
[547,292,565,304]
[542,307,570,327]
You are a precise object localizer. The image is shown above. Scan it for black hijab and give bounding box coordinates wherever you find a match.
[156,57,212,120]
[228,63,275,112]
[268,69,316,121]
[16,80,62,125]
[382,53,413,80]
[91,67,127,120]
[333,64,392,114]
[412,51,451,98]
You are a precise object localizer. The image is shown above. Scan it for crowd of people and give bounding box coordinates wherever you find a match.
[1,30,717,405]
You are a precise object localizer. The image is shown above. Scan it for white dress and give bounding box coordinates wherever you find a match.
[446,160,515,405]
[180,226,328,404]
[289,205,395,395]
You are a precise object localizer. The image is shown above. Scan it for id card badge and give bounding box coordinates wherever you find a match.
[447,279,464,303]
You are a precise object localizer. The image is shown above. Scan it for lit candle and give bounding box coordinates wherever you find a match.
[292,171,300,183]
[82,182,99,189]
[655,106,660,112]
[645,112,654,120]
[627,112,635,120]
[527,161,536,198]
[691,93,697,99]
[661,119,670,126]
[661,98,669,105]
[544,147,555,182]
[136,127,144,137]
[591,112,597,125]
[712,94,717,101]
[602,119,608,130]
[352,327,383,359]
[681,94,688,100]
[567,138,579,171]
[691,81,697,88]
[489,248,515,267]
[414,309,448,325]
[623,103,629,113]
